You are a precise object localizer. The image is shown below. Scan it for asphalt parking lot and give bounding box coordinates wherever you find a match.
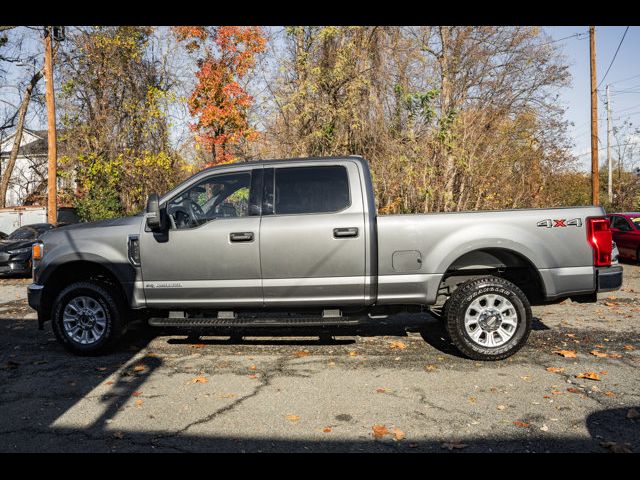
[1,266,638,453]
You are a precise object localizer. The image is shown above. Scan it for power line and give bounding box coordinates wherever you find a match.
[575,139,640,158]
[597,26,630,89]
[540,31,589,47]
[605,72,640,86]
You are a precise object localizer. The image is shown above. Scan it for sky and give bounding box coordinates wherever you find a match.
[543,26,640,170]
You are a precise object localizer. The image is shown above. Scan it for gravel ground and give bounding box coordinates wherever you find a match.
[0,268,638,453]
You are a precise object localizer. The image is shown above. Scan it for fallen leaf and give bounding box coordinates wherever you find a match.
[520,376,532,382]
[566,333,576,338]
[133,364,147,373]
[191,376,208,384]
[132,391,143,397]
[606,295,617,300]
[376,388,386,393]
[135,399,143,408]
[546,367,564,373]
[392,427,405,441]
[372,424,389,439]
[627,408,640,420]
[424,364,437,372]
[623,345,636,351]
[608,353,623,358]
[190,344,205,349]
[604,391,616,397]
[105,381,114,386]
[112,431,125,439]
[553,350,577,358]
[5,361,19,370]
[323,427,332,433]
[497,405,507,411]
[441,441,468,450]
[551,390,563,395]
[600,441,632,453]
[348,351,358,357]
[468,397,477,404]
[285,415,300,422]
[513,421,530,428]
[389,341,407,350]
[567,387,583,394]
[590,350,609,358]
[600,370,608,375]
[604,301,617,307]
[294,351,309,358]
[595,344,605,348]
[575,372,601,381]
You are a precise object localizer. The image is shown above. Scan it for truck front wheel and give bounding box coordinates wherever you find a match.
[444,276,532,361]
[51,281,125,355]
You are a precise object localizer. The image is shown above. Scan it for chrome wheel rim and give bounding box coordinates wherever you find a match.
[62,296,107,345]
[464,293,518,348]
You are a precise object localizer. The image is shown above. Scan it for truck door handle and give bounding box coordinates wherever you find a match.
[230,232,254,242]
[333,227,359,238]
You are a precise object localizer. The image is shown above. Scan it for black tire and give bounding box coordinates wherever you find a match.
[444,276,532,361]
[51,281,125,356]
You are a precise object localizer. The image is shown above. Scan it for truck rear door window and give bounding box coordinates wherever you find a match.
[274,165,350,215]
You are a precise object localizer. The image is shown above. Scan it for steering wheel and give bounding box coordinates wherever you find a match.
[187,200,206,226]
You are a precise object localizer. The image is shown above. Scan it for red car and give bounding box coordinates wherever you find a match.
[607,213,640,263]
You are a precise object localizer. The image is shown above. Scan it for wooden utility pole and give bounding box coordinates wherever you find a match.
[44,27,57,224]
[589,26,599,206]
[606,84,613,204]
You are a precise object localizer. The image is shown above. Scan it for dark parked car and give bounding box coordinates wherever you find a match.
[0,223,55,277]
[607,213,640,263]
[0,231,7,240]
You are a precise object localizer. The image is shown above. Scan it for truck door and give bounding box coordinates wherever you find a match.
[139,167,263,308]
[259,161,367,306]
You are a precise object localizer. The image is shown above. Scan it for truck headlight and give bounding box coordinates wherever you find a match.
[7,247,32,255]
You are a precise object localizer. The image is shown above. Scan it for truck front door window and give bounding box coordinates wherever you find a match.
[167,172,251,229]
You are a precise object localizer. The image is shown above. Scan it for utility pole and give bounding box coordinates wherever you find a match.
[43,26,57,224]
[590,26,599,206]
[606,84,613,204]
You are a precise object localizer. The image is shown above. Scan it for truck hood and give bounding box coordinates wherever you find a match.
[55,214,143,231]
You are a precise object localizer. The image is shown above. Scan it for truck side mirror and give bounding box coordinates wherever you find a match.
[146,193,164,231]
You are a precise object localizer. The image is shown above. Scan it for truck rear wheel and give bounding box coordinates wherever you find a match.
[444,276,532,361]
[51,281,125,356]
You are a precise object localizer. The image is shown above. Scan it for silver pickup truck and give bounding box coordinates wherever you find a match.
[27,156,622,359]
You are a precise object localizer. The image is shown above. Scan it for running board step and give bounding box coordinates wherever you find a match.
[148,316,366,328]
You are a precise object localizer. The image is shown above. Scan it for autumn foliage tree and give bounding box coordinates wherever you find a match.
[174,26,266,165]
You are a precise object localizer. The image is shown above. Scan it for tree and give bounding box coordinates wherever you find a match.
[262,26,573,214]
[58,26,189,220]
[174,26,266,165]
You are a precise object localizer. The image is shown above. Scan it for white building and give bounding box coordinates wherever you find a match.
[0,128,49,206]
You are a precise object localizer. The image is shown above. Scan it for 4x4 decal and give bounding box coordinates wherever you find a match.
[536,218,582,228]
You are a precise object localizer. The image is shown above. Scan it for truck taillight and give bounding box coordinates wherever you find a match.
[586,217,612,267]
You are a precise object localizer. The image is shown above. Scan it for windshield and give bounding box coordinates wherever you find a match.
[631,217,640,230]
[8,227,37,240]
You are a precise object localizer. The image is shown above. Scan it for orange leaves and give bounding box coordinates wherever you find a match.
[191,376,208,384]
[176,26,266,165]
[372,425,389,439]
[294,351,310,358]
[553,350,577,358]
[623,345,636,351]
[545,367,564,373]
[575,372,601,381]
[372,425,405,441]
[322,427,332,433]
[389,341,407,350]
[285,415,300,422]
[513,421,530,428]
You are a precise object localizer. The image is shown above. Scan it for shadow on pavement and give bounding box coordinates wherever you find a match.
[0,315,636,453]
